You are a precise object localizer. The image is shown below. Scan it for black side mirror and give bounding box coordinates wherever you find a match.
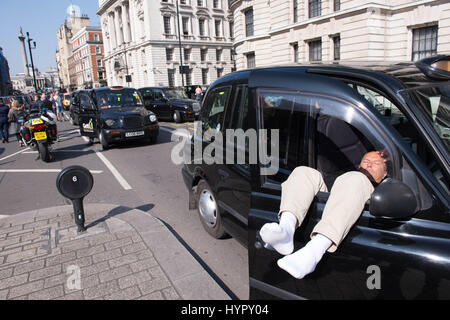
[370,178,417,219]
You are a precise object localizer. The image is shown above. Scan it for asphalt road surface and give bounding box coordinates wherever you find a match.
[0,119,249,300]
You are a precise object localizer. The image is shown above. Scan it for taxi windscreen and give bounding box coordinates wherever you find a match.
[96,90,143,109]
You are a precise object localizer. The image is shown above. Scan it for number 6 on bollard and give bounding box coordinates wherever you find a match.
[56,166,94,232]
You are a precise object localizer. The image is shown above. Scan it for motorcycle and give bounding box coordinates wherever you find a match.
[20,108,58,162]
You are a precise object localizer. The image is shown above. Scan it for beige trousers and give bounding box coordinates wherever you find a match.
[279,167,374,253]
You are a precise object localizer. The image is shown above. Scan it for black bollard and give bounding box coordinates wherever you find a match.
[56,166,94,233]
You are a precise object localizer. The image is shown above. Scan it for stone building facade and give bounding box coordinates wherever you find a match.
[97,0,234,88]
[230,0,450,69]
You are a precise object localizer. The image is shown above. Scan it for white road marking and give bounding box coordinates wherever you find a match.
[80,135,132,190]
[0,169,103,174]
[93,151,132,190]
[0,215,7,219]
[0,147,30,162]
[23,150,93,154]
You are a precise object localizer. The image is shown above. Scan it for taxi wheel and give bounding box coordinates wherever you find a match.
[99,131,109,150]
[173,111,182,123]
[196,180,227,239]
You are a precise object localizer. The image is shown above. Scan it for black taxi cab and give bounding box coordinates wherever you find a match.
[181,55,450,299]
[77,86,159,150]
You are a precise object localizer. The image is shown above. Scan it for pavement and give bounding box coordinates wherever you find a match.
[0,203,231,300]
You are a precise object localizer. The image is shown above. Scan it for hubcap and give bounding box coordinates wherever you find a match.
[199,189,217,227]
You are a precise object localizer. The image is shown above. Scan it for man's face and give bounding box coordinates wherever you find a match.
[359,151,387,183]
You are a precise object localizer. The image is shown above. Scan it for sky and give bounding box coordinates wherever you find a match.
[0,0,101,76]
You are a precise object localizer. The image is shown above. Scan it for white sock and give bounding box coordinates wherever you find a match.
[259,212,297,255]
[277,234,332,279]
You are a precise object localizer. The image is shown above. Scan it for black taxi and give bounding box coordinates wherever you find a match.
[181,55,450,299]
[77,86,159,150]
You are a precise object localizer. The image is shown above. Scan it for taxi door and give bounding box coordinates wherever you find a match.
[78,93,98,138]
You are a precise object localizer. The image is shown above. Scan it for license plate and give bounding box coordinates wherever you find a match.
[125,131,144,137]
[34,132,47,140]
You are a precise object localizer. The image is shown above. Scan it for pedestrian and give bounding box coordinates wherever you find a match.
[8,100,25,146]
[195,86,202,102]
[260,150,388,279]
[53,92,63,121]
[0,99,10,143]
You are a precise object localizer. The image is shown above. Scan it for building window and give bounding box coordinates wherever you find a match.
[182,17,190,35]
[197,0,203,6]
[163,16,171,34]
[184,48,191,62]
[293,0,298,23]
[229,21,234,38]
[216,49,222,62]
[215,19,221,37]
[334,0,340,11]
[246,52,255,68]
[309,0,321,18]
[185,68,192,86]
[309,39,322,61]
[199,18,205,36]
[292,42,298,63]
[412,26,438,61]
[333,36,340,61]
[96,46,101,54]
[168,69,175,87]
[94,34,100,42]
[217,68,223,79]
[201,48,208,62]
[213,0,220,9]
[245,9,254,37]
[202,68,208,85]
[166,48,174,62]
[180,0,186,4]
[97,58,103,67]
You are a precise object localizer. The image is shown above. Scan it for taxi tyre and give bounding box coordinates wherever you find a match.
[173,110,182,123]
[196,180,227,239]
[99,130,109,150]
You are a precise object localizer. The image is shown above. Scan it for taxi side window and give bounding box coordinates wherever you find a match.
[258,89,309,185]
[154,91,164,101]
[230,85,249,131]
[351,83,444,206]
[80,94,94,110]
[202,87,230,134]
[352,84,437,169]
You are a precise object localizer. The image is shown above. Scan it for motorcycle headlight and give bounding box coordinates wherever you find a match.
[105,119,116,127]
[149,114,157,122]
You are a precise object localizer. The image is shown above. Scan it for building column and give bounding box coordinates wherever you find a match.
[121,1,131,43]
[114,7,124,46]
[109,12,117,50]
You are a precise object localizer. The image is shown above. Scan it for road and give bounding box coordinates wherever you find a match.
[0,119,249,300]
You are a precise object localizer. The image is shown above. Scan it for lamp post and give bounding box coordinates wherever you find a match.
[26,32,38,93]
[176,0,185,87]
